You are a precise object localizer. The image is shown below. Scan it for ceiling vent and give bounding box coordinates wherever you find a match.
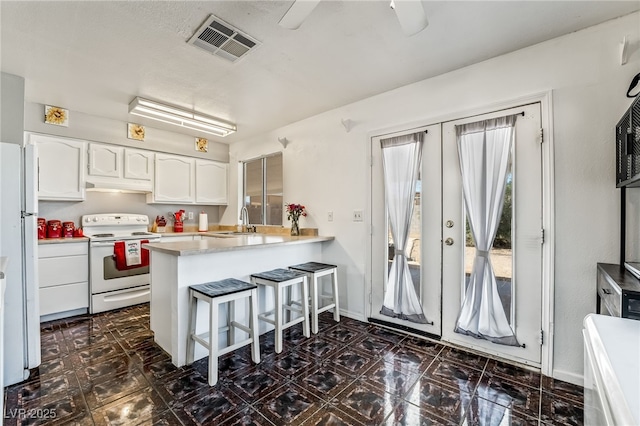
[187,15,260,63]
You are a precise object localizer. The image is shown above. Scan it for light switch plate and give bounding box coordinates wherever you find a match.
[353,210,363,222]
[328,211,334,222]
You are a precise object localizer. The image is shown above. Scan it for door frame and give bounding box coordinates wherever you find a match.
[365,91,555,377]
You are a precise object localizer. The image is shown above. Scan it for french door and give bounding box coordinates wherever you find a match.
[442,103,542,366]
[370,103,543,366]
[370,124,442,337]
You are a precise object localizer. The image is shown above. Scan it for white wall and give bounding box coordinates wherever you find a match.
[24,102,229,162]
[38,192,221,231]
[224,12,640,383]
[1,73,24,145]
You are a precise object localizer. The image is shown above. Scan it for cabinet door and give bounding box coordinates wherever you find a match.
[124,149,154,181]
[34,135,86,201]
[38,242,89,316]
[195,160,228,205]
[88,143,123,178]
[153,154,195,203]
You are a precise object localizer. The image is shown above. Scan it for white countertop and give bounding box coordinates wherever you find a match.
[144,233,334,256]
[583,314,640,426]
[38,237,89,245]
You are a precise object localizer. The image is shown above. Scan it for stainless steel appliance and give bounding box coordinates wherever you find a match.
[596,263,640,320]
[82,213,160,313]
[0,141,41,385]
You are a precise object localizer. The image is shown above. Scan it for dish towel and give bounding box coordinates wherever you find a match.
[114,240,149,270]
[125,240,142,266]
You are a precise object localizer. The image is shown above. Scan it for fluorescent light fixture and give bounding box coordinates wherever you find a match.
[128,97,236,137]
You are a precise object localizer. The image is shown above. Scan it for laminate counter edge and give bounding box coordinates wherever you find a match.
[144,234,334,256]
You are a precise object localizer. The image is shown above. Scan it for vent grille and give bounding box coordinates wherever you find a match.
[187,15,260,63]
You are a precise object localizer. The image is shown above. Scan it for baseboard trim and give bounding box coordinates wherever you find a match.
[338,309,367,323]
[552,368,583,387]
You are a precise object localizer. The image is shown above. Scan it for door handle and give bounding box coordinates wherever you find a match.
[445,238,454,246]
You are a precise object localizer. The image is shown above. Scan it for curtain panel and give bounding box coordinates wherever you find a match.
[380,132,428,324]
[454,114,520,346]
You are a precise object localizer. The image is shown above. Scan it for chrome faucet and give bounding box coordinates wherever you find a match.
[240,206,249,231]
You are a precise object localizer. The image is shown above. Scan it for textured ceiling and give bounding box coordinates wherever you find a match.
[1,1,639,143]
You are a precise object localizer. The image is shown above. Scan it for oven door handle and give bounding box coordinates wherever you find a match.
[90,239,161,248]
[91,241,116,247]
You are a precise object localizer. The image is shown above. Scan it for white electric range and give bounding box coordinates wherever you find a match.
[82,213,161,313]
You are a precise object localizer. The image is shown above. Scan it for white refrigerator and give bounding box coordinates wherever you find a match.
[0,141,40,385]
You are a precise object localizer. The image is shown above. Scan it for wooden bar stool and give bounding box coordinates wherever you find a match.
[186,278,260,386]
[289,262,340,334]
[250,268,310,353]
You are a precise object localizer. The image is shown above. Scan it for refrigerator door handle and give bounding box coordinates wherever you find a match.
[21,212,36,218]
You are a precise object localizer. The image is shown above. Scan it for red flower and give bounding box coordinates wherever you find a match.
[286,203,307,222]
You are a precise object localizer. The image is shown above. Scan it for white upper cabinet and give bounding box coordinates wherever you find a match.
[124,148,153,181]
[32,134,86,201]
[195,159,228,205]
[87,144,153,191]
[34,136,225,204]
[88,144,123,178]
[151,154,196,203]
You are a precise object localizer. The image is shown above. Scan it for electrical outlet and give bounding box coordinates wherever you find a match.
[328,211,334,222]
[353,210,363,222]
[188,211,194,220]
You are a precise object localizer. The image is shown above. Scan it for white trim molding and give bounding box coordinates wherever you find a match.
[365,90,555,377]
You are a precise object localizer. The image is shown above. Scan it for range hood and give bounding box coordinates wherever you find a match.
[86,179,152,193]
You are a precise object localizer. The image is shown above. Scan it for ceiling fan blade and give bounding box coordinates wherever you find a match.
[392,0,429,36]
[278,0,322,30]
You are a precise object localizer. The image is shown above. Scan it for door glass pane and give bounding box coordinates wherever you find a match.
[265,154,283,226]
[388,173,422,296]
[244,159,263,224]
[464,170,513,323]
[243,153,284,226]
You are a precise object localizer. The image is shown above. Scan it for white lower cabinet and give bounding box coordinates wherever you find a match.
[38,242,89,318]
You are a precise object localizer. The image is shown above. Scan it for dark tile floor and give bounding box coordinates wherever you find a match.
[3,304,584,425]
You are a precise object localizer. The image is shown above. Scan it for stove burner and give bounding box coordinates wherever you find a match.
[132,232,152,236]
[92,233,115,238]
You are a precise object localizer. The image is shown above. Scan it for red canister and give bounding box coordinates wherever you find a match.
[47,220,62,238]
[37,218,46,240]
[62,221,75,238]
[173,221,184,233]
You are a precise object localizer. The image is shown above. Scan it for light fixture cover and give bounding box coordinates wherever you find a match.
[128,97,236,137]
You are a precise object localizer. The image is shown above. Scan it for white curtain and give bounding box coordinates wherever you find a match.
[458,380,514,425]
[454,115,519,346]
[380,132,428,324]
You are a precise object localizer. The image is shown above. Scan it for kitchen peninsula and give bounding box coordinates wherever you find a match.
[144,233,334,366]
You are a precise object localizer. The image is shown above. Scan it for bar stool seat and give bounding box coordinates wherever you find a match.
[250,268,310,353]
[186,278,260,386]
[289,262,339,334]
